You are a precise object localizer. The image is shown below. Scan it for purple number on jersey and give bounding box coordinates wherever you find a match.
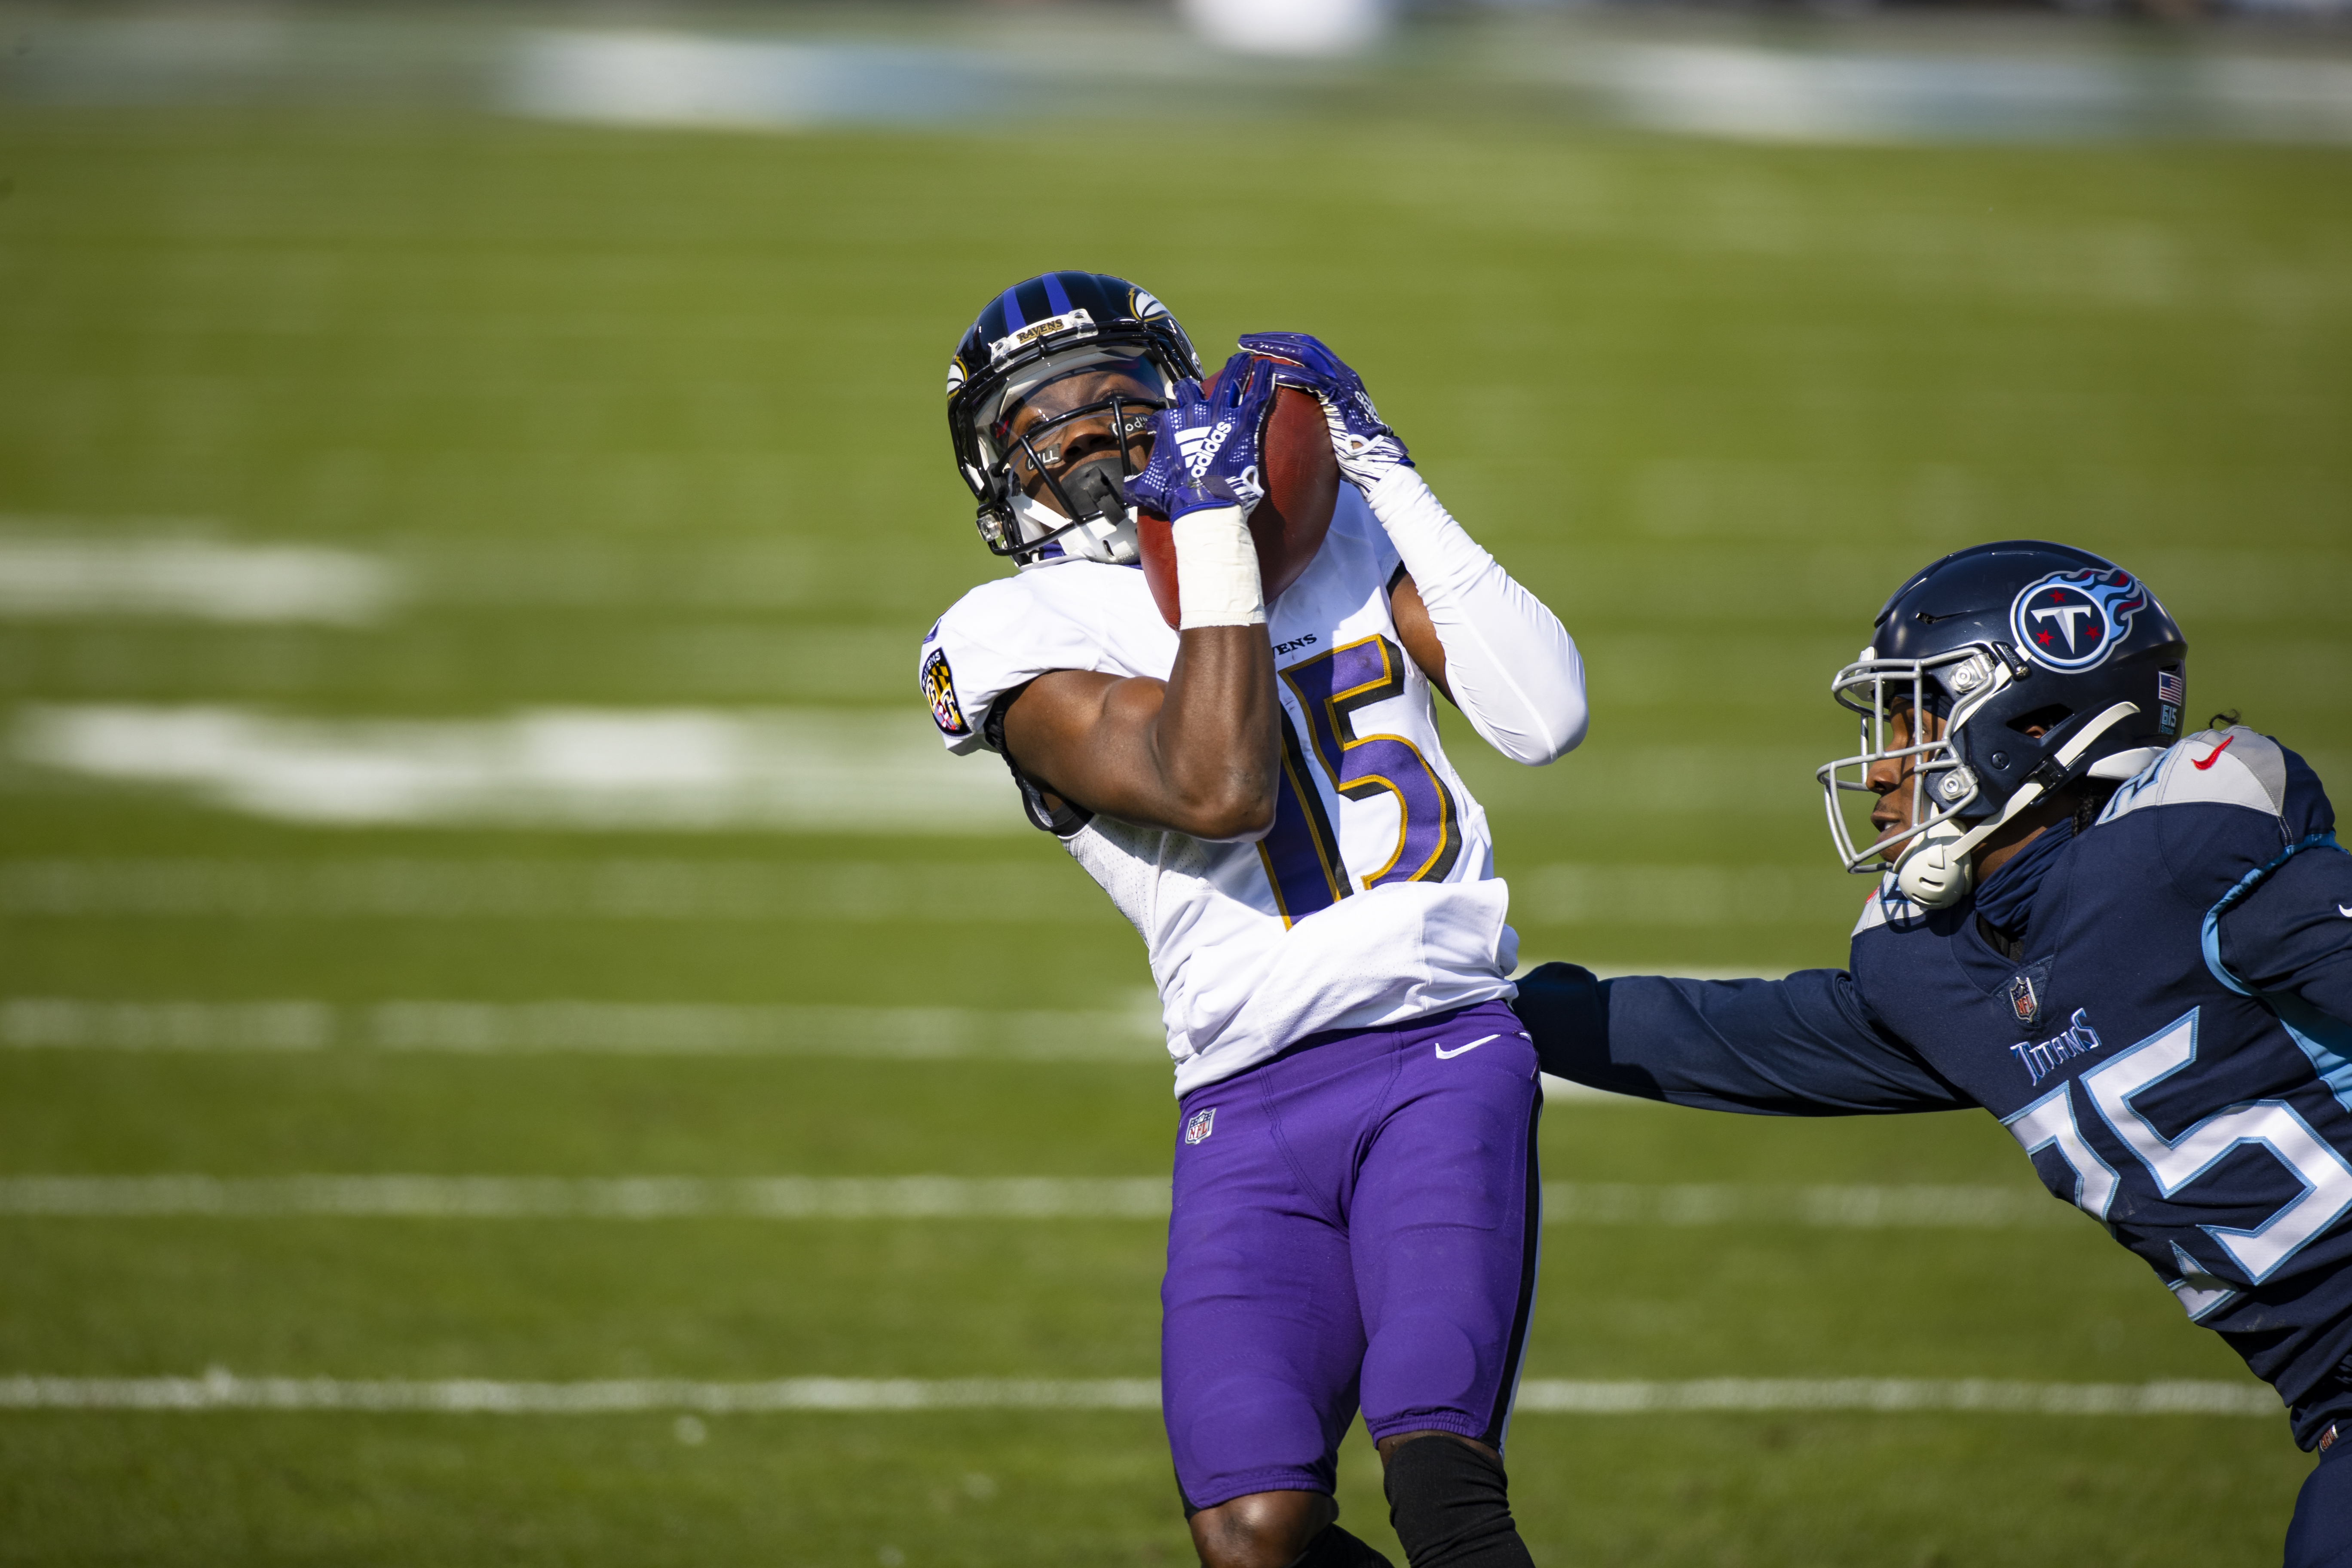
[1256,634,1463,927]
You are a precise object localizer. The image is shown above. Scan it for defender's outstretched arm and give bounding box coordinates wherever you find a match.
[1513,962,1973,1115]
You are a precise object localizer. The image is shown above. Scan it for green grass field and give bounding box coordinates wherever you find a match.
[2,64,2349,1566]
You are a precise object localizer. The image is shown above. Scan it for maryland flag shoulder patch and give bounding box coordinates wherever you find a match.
[922,644,968,737]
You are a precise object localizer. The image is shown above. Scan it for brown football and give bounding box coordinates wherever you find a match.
[1136,372,1339,631]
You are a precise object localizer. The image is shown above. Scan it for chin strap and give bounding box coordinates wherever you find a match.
[1894,701,2141,909]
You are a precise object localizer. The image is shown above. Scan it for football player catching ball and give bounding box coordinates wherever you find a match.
[1515,542,2352,1564]
[919,272,1588,1568]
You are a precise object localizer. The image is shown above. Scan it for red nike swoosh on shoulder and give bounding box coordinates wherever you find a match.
[2194,735,2236,770]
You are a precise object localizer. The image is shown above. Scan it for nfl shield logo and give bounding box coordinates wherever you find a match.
[2009,974,2043,1029]
[1184,1107,1216,1145]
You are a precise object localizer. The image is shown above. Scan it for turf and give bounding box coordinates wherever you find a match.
[1,62,2349,1568]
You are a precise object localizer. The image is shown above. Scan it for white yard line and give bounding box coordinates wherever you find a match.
[0,995,1722,1091]
[12,706,1018,833]
[0,535,400,624]
[0,858,1854,929]
[1516,863,1846,928]
[1541,1182,2071,1228]
[0,998,1160,1061]
[0,1175,1172,1219]
[0,1371,2275,1417]
[0,861,1105,922]
[0,1175,2068,1227]
[1510,1378,2278,1416]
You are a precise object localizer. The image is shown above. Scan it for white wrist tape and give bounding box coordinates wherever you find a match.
[1172,506,1265,629]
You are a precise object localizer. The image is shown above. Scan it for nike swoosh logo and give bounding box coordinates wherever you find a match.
[2340,904,2352,919]
[2194,735,2236,771]
[1435,1033,1500,1060]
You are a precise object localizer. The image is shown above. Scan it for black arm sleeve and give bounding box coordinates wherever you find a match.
[1511,962,1976,1116]
[2218,842,2352,1026]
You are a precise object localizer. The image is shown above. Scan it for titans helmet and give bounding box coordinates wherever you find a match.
[945,271,1202,566]
[1818,540,2188,906]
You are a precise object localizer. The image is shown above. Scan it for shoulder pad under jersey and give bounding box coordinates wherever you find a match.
[2098,728,2330,836]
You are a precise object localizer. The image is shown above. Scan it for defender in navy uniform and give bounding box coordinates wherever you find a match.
[1515,541,2352,1565]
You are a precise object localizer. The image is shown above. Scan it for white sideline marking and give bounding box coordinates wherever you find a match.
[503,31,1007,130]
[12,706,1018,833]
[0,860,1104,922]
[0,1176,2067,1228]
[1571,44,2352,145]
[0,534,400,624]
[0,1371,2275,1417]
[0,998,1160,1061]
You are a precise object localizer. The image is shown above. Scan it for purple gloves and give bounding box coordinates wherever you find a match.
[1124,355,1275,522]
[1237,331,1412,490]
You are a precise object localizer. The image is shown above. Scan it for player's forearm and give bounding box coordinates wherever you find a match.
[1512,962,1972,1116]
[1148,625,1280,842]
[1364,469,1586,766]
[1097,503,1276,840]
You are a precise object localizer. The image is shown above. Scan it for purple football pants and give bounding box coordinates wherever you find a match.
[1161,998,1544,1511]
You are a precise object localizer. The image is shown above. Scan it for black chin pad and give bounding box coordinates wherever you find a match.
[1061,458,1128,524]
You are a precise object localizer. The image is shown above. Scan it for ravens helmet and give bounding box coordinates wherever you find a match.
[1819,540,2189,907]
[945,271,1202,566]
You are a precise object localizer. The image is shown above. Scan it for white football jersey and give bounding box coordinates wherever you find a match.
[919,489,1517,1095]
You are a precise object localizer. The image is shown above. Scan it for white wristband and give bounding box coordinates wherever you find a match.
[1172,506,1265,629]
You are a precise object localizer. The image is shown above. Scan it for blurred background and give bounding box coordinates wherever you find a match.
[0,0,2347,1562]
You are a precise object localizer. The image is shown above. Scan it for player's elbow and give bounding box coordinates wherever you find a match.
[1170,774,1277,843]
[1184,791,1277,844]
[1494,692,1588,767]
[1541,695,1590,763]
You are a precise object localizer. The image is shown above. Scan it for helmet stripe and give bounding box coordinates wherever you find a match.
[1041,272,1073,317]
[996,282,1026,333]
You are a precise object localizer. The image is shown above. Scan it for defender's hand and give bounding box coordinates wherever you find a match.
[1237,331,1412,491]
[1124,357,1276,522]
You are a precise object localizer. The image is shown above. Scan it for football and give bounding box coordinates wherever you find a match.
[1135,374,1339,630]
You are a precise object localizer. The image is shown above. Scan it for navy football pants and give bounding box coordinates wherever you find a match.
[2288,1439,2352,1568]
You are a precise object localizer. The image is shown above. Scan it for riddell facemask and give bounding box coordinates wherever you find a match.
[976,352,1173,565]
[1819,645,2013,899]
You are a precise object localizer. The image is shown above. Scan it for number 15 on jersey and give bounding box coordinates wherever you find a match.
[1256,634,1464,927]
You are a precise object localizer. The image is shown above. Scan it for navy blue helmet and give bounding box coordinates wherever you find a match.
[1819,540,2188,904]
[944,271,1203,566]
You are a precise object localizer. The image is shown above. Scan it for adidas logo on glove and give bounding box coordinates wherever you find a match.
[1179,419,1236,481]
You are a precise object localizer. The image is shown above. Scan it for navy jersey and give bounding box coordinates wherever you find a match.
[1517,727,2352,1448]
